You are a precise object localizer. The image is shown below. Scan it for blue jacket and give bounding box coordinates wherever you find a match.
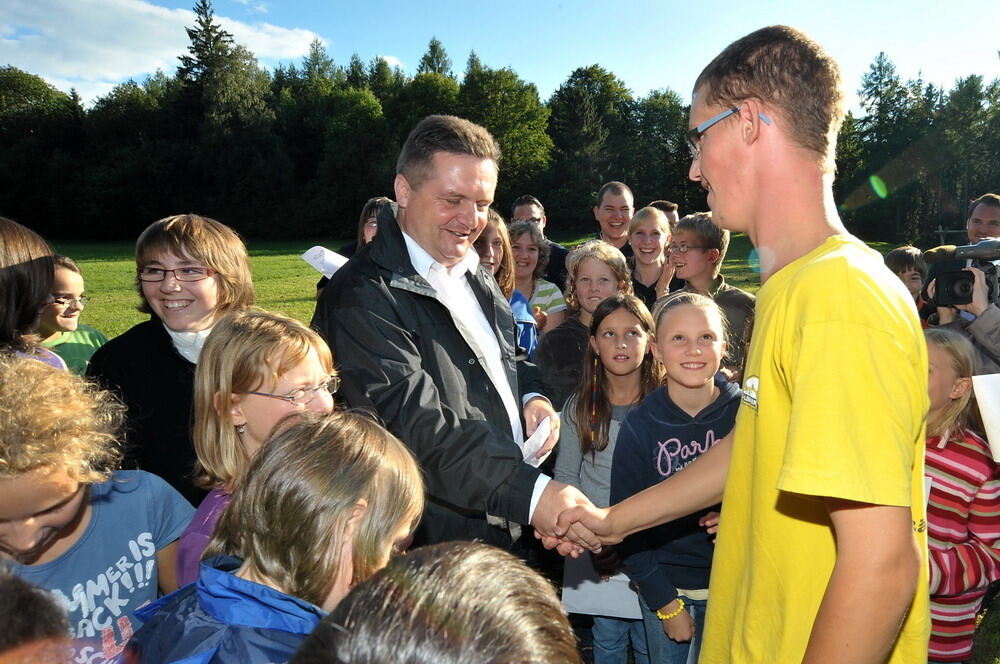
[610,375,741,611]
[128,556,326,664]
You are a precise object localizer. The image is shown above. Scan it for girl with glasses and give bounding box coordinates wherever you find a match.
[174,309,338,586]
[87,214,255,505]
[38,255,108,375]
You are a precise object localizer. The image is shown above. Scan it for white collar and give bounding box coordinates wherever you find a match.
[163,324,213,364]
[401,231,480,281]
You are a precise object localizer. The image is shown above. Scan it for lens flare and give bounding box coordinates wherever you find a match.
[747,248,762,274]
[869,175,889,199]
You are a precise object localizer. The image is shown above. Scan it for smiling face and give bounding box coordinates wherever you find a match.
[669,229,718,282]
[896,268,924,299]
[473,224,504,275]
[653,303,726,390]
[590,307,649,378]
[0,468,89,565]
[229,346,336,459]
[38,267,85,339]
[594,191,634,242]
[574,257,622,318]
[966,202,1000,245]
[511,232,540,282]
[629,218,668,267]
[395,152,497,268]
[140,250,221,332]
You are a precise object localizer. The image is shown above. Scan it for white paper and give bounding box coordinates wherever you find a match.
[300,246,349,278]
[972,374,1000,462]
[522,416,551,468]
[561,552,642,619]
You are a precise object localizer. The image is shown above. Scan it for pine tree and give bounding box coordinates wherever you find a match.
[417,37,452,77]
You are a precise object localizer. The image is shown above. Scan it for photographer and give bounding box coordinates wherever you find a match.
[925,237,1000,375]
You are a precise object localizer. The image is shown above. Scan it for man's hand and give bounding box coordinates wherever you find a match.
[555,502,623,549]
[524,397,559,458]
[955,267,990,317]
[659,599,695,642]
[531,480,601,554]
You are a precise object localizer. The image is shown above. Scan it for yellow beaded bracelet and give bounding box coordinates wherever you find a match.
[656,597,686,621]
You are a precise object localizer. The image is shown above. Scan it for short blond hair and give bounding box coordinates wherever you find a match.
[192,309,335,490]
[0,356,123,482]
[564,240,632,312]
[135,214,255,316]
[627,206,669,237]
[205,411,424,607]
[695,26,845,171]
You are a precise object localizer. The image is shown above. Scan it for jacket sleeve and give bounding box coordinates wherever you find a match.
[966,304,1000,370]
[314,286,539,525]
[929,475,1000,596]
[611,414,679,612]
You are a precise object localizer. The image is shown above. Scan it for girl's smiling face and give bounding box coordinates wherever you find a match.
[629,219,668,267]
[653,303,726,389]
[590,307,649,378]
[510,232,539,282]
[140,250,221,332]
[574,258,621,316]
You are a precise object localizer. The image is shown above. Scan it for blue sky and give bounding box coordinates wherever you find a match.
[2,0,999,110]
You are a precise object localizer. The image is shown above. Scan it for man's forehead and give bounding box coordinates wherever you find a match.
[970,203,1000,222]
[600,191,633,207]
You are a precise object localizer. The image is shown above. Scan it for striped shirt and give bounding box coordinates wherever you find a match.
[925,429,1000,662]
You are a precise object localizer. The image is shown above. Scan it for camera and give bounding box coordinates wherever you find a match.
[924,239,1000,307]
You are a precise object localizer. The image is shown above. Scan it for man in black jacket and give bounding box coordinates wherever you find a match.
[313,115,594,548]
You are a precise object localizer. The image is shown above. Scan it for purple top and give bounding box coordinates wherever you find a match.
[16,347,68,370]
[175,487,231,587]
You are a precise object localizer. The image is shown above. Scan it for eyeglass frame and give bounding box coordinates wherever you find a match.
[686,104,772,159]
[666,243,708,254]
[137,266,217,282]
[245,375,341,406]
[47,295,92,307]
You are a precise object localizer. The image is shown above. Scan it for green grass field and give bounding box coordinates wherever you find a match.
[49,235,1000,662]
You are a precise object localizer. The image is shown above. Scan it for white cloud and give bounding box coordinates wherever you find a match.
[0,0,319,105]
[377,54,404,69]
[232,0,268,13]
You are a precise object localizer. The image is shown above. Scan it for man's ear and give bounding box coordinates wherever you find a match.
[593,206,601,222]
[739,98,769,144]
[394,173,411,209]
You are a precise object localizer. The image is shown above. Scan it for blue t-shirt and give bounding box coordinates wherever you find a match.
[11,470,194,664]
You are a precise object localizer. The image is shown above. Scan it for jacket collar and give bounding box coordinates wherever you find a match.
[194,555,326,634]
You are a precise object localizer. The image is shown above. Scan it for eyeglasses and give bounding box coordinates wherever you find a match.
[364,220,378,229]
[246,375,340,406]
[48,295,91,307]
[686,105,772,159]
[666,244,708,254]
[513,217,543,224]
[137,266,216,282]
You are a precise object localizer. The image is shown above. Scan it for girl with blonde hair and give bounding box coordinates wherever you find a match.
[174,308,337,586]
[129,411,424,664]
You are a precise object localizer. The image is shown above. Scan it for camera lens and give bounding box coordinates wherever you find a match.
[952,280,974,299]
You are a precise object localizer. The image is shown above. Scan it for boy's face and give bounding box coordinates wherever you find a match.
[0,468,88,565]
[669,229,719,281]
[896,268,923,298]
[39,267,85,337]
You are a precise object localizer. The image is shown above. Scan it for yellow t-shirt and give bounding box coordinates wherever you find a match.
[699,235,930,663]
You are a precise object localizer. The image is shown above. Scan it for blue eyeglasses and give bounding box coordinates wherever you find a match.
[686,105,772,159]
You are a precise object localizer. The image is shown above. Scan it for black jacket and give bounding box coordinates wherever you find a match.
[312,206,543,544]
[87,318,204,505]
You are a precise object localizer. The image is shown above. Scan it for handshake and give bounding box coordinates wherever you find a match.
[529,480,624,556]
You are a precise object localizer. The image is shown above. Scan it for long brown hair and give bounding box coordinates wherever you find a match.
[0,217,54,351]
[573,294,662,454]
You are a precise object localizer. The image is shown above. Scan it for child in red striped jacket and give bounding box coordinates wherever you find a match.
[924,328,1000,663]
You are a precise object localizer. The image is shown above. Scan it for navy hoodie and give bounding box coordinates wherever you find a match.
[610,374,741,612]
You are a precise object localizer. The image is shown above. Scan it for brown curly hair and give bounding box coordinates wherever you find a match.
[0,356,123,482]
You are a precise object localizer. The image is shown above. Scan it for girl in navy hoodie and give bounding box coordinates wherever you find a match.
[610,292,740,664]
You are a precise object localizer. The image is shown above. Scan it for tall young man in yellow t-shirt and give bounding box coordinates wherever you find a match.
[554,25,930,663]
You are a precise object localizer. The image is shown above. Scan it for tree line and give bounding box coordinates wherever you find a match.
[1,0,998,244]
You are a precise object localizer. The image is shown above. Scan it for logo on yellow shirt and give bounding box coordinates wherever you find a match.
[741,375,759,411]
